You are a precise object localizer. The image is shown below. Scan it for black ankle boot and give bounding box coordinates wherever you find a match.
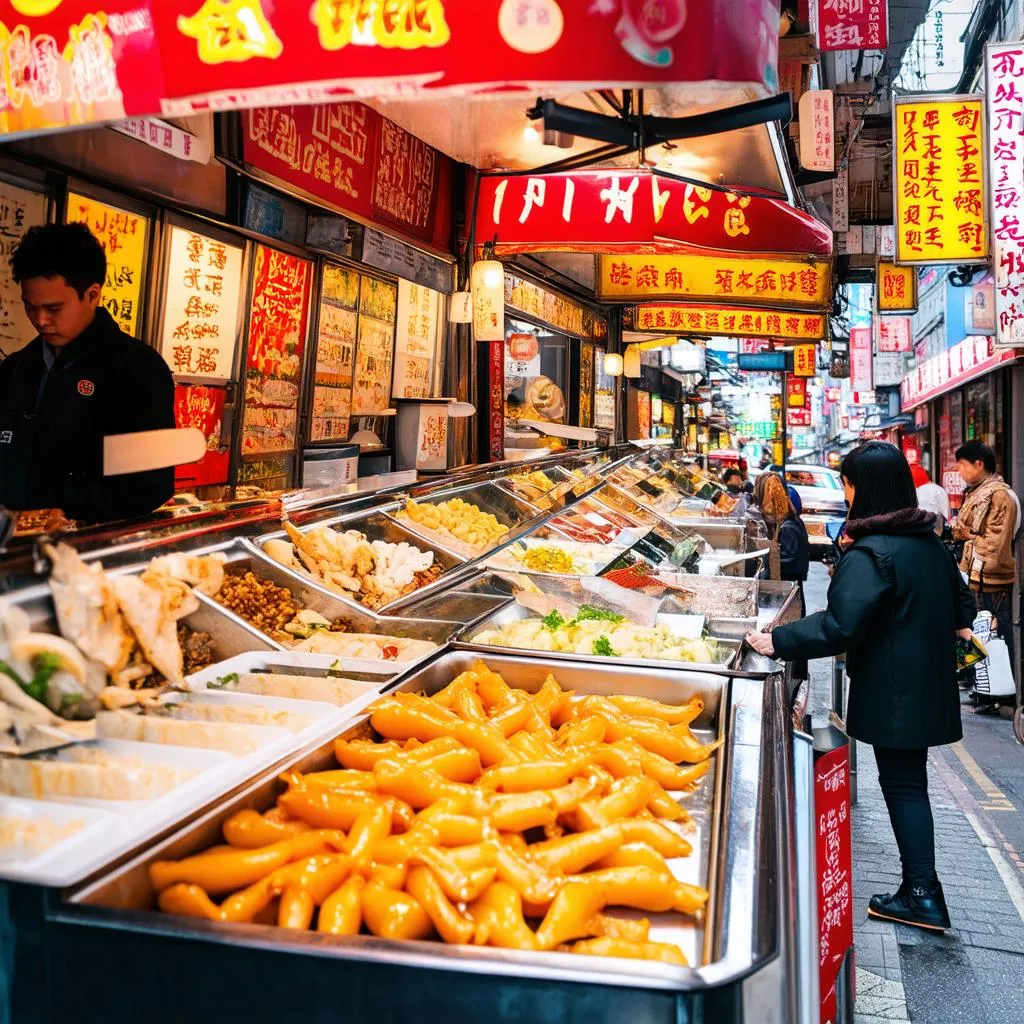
[867,881,951,931]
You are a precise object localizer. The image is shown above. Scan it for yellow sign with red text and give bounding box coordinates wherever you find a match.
[631,304,826,341]
[65,192,148,336]
[877,260,918,312]
[893,96,988,265]
[792,344,816,377]
[597,254,831,310]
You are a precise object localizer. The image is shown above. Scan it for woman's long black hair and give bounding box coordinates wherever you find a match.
[841,441,919,520]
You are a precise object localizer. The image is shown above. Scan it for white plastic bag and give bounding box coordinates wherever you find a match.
[972,611,1016,698]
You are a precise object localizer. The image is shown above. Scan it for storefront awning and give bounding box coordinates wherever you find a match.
[0,1,782,144]
[900,336,1022,410]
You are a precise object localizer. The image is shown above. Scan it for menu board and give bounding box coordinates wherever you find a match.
[159,226,243,380]
[241,245,311,455]
[65,192,148,337]
[416,405,449,472]
[352,276,397,416]
[311,263,359,442]
[173,384,230,488]
[392,279,441,399]
[0,181,48,358]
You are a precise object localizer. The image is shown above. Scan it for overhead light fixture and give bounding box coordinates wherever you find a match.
[623,344,641,378]
[523,123,540,142]
[604,352,623,377]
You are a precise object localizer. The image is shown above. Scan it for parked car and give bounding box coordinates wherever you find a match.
[707,450,749,481]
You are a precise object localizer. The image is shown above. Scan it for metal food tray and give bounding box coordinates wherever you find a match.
[390,571,517,628]
[203,542,460,655]
[253,506,466,616]
[47,649,805,1024]
[456,602,742,673]
[385,480,545,560]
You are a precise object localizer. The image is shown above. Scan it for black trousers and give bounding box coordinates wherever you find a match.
[873,746,939,888]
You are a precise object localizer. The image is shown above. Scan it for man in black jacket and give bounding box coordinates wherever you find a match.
[0,223,174,523]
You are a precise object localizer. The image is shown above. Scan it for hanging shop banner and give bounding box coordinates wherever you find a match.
[798,91,834,172]
[241,245,312,455]
[488,339,504,462]
[505,274,607,339]
[173,384,229,488]
[792,344,816,378]
[875,316,912,353]
[631,303,827,341]
[352,276,398,416]
[0,181,48,359]
[893,95,988,266]
[65,191,148,337]
[850,326,874,392]
[477,171,833,257]
[787,407,811,427]
[986,44,1024,347]
[817,0,888,51]
[786,376,807,408]
[0,2,166,138]
[579,342,594,429]
[310,264,359,443]
[159,226,243,380]
[877,260,917,313]
[393,280,442,400]
[598,254,831,310]
[815,744,854,1024]
[242,103,450,250]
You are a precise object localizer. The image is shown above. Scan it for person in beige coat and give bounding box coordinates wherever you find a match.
[953,441,1021,677]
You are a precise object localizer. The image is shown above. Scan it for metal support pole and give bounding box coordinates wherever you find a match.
[780,369,788,477]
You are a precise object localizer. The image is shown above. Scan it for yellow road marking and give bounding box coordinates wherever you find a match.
[951,741,1016,810]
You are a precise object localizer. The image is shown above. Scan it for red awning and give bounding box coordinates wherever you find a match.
[475,170,832,257]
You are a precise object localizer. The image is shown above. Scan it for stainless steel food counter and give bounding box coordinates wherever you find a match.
[1,444,822,1024]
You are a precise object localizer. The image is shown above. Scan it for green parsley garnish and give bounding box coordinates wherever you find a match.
[209,672,239,689]
[573,604,625,624]
[541,609,565,630]
[592,636,617,657]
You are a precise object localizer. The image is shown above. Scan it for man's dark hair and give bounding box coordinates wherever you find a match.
[841,441,918,520]
[721,468,742,485]
[954,440,996,473]
[11,223,106,296]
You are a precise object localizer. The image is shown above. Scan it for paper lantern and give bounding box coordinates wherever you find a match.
[471,260,505,340]
[623,344,641,378]
[603,352,623,376]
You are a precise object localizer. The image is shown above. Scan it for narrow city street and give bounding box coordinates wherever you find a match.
[805,565,1024,1023]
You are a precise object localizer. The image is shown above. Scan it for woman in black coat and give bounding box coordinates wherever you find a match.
[746,442,976,932]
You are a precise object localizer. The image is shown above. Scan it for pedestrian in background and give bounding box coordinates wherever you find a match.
[953,440,1020,675]
[747,442,976,931]
[720,467,749,515]
[909,462,950,535]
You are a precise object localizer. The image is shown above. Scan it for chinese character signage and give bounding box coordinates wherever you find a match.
[873,351,904,388]
[799,91,834,172]
[986,44,1024,347]
[415,405,449,472]
[243,103,449,249]
[598,255,831,310]
[792,344,817,377]
[0,181,48,358]
[787,407,812,427]
[505,274,607,338]
[815,745,854,1024]
[352,276,398,416]
[876,315,912,352]
[477,171,833,258]
[786,376,807,408]
[579,342,594,428]
[629,303,826,341]
[901,334,1014,409]
[311,264,359,443]
[65,191,148,336]
[112,117,211,163]
[850,325,874,391]
[173,384,229,488]
[817,0,888,51]
[393,279,442,400]
[241,245,311,456]
[877,260,917,312]
[159,227,243,380]
[893,95,988,265]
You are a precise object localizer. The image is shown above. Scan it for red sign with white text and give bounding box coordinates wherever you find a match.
[817,0,888,52]
[173,384,229,487]
[815,743,854,1024]
[788,407,812,427]
[477,171,833,256]
[901,335,1020,409]
[243,103,451,249]
[786,376,808,407]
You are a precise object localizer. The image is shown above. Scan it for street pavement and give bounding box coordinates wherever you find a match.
[804,564,1024,1024]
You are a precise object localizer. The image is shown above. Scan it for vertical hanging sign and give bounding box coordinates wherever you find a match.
[799,91,835,172]
[877,260,918,312]
[817,0,889,51]
[985,43,1024,347]
[850,326,874,391]
[893,96,988,265]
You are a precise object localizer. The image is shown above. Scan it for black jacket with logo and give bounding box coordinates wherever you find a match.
[0,309,175,523]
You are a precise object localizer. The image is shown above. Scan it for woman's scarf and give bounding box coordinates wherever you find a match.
[843,507,936,540]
